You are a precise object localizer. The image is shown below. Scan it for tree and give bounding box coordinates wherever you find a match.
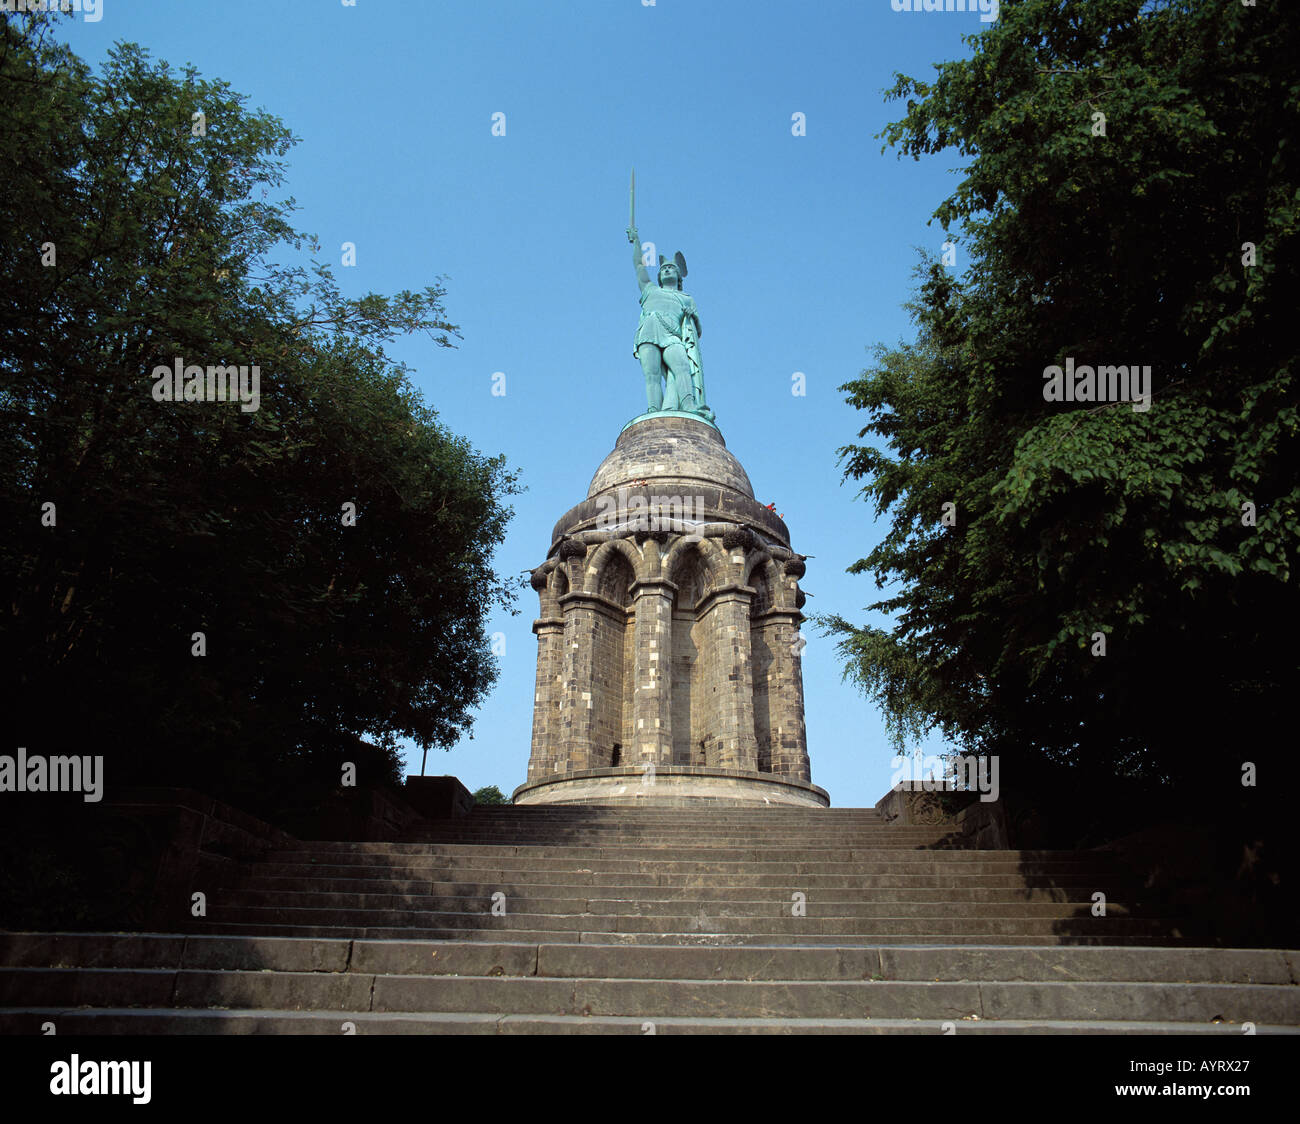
[825,0,1298,800]
[0,13,521,820]
[472,785,508,806]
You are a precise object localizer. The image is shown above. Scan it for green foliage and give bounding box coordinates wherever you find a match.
[826,0,1297,791]
[472,785,509,805]
[0,14,521,820]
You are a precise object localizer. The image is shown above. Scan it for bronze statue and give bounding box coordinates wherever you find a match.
[626,170,715,423]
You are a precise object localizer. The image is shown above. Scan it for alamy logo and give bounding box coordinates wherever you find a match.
[890,751,1000,803]
[151,357,260,413]
[0,748,104,803]
[1042,358,1151,412]
[50,1055,151,1104]
[594,486,706,535]
[0,0,103,22]
[890,0,999,23]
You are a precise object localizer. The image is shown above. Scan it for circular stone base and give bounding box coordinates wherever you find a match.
[620,408,718,434]
[512,766,829,808]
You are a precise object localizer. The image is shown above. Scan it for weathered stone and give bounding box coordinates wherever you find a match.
[4,806,1294,1035]
[523,414,818,805]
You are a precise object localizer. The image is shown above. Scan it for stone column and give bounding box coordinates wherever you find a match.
[527,613,565,781]
[760,606,811,781]
[629,577,675,766]
[557,593,600,772]
[698,584,759,771]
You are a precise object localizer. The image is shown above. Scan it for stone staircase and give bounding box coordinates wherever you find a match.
[2,805,1297,1033]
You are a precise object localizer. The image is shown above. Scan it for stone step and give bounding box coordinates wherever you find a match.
[330,836,959,848]
[173,922,1201,945]
[5,1008,1292,1034]
[244,857,1118,878]
[453,821,892,828]
[11,934,1281,980]
[212,890,1156,919]
[233,877,1139,903]
[245,857,1123,877]
[403,842,960,852]
[2,966,1293,1023]
[297,828,954,840]
[198,905,1177,936]
[417,826,906,834]
[5,785,1272,1035]
[261,843,1080,860]
[236,865,1137,890]
[263,841,1108,855]
[415,826,911,832]
[424,826,903,833]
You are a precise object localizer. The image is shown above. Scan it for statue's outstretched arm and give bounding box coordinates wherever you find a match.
[630,227,651,290]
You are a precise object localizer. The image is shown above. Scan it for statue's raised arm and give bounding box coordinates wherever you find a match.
[630,226,652,290]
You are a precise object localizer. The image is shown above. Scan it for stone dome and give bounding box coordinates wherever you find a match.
[588,414,754,499]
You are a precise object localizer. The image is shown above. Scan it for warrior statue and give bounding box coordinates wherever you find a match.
[626,171,715,422]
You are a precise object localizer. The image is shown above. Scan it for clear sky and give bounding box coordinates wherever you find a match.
[57,0,994,807]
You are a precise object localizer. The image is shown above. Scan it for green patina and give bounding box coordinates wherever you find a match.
[626,169,718,430]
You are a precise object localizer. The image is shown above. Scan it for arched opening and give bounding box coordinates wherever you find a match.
[670,547,712,767]
[591,551,634,767]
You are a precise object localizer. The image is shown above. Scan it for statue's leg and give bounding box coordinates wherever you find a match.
[637,344,664,411]
[662,343,695,411]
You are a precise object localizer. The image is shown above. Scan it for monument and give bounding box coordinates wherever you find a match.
[513,176,827,807]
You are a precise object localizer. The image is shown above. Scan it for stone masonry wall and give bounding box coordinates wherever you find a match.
[527,529,810,785]
[524,414,816,797]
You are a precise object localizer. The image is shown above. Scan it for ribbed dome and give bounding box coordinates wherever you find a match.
[588,414,754,499]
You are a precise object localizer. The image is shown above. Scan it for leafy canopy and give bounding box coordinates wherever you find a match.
[824,0,1297,793]
[0,13,521,817]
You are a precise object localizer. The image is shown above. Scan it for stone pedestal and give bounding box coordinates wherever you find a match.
[514,765,828,807]
[519,413,826,808]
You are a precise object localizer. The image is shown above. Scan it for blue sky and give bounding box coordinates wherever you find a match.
[58,0,995,807]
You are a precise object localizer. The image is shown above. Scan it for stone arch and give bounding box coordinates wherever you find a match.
[661,534,727,596]
[584,537,644,595]
[594,548,635,606]
[584,546,635,768]
[668,546,710,612]
[665,542,722,767]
